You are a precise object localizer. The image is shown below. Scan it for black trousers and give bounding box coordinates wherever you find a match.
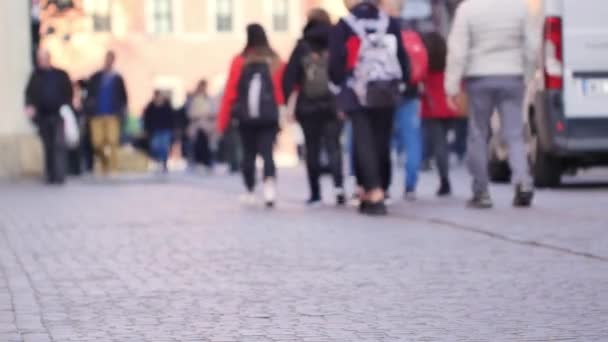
[193,130,213,167]
[38,116,67,184]
[300,117,344,199]
[239,125,277,192]
[350,108,394,192]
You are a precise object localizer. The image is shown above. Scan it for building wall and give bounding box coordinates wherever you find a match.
[0,0,43,178]
[43,0,324,115]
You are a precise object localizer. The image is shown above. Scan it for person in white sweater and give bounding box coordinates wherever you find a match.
[445,0,539,209]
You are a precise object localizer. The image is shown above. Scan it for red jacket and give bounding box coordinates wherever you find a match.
[421,71,460,119]
[217,54,285,133]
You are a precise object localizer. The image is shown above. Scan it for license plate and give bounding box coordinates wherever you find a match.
[581,79,608,96]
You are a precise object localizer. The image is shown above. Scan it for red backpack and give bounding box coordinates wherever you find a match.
[401,30,429,85]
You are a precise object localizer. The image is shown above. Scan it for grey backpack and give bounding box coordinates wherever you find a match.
[301,46,331,100]
[343,12,404,108]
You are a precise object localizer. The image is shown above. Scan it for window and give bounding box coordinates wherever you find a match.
[216,0,233,32]
[272,0,289,32]
[83,0,112,32]
[150,0,173,34]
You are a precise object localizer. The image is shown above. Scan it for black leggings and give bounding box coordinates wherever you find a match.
[300,118,344,199]
[239,125,277,192]
[350,108,394,192]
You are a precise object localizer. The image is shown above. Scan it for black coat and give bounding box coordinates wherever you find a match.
[25,67,73,117]
[143,101,175,133]
[283,20,336,121]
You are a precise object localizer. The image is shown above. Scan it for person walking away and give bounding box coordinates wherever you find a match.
[25,49,73,185]
[445,0,537,208]
[421,32,462,197]
[143,91,175,173]
[187,80,217,171]
[329,0,411,216]
[86,51,128,176]
[283,8,346,207]
[217,24,285,208]
[391,8,429,201]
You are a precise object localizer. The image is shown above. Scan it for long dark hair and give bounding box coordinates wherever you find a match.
[242,23,276,57]
[423,31,448,72]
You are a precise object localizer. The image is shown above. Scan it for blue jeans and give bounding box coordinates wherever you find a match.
[394,99,422,192]
[150,130,173,164]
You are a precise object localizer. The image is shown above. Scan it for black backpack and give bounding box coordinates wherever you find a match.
[234,61,279,126]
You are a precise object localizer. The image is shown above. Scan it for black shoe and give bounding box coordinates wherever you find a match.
[360,200,388,216]
[265,201,275,209]
[336,194,346,206]
[467,192,493,209]
[437,180,452,197]
[513,184,534,208]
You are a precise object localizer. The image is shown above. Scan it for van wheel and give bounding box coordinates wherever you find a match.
[489,158,512,183]
[533,140,562,188]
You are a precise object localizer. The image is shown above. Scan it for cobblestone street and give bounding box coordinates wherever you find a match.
[1,167,607,341]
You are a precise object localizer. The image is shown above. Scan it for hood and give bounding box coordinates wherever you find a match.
[349,2,381,19]
[302,20,331,49]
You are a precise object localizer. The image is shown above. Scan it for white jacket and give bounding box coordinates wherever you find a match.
[445,0,540,96]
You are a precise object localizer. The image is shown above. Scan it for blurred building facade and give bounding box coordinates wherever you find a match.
[41,0,321,115]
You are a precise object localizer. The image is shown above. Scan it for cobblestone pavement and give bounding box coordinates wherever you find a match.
[0,167,607,342]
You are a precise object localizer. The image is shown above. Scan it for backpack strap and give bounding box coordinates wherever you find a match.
[343,12,390,42]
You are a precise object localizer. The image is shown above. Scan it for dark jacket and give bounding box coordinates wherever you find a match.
[143,101,174,133]
[283,20,337,121]
[86,70,128,116]
[25,67,73,117]
[329,3,411,113]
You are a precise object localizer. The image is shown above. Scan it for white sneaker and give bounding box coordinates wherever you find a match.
[239,192,257,206]
[263,179,276,208]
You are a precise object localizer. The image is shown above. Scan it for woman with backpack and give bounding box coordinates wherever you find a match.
[217,24,285,208]
[283,8,345,207]
[421,32,462,197]
[329,0,411,216]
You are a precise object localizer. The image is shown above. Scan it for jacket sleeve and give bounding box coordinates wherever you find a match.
[389,19,411,85]
[25,72,36,107]
[142,105,152,133]
[445,3,469,96]
[117,75,129,110]
[282,42,305,101]
[217,55,244,134]
[523,2,541,81]
[61,70,74,107]
[328,20,349,90]
[273,62,286,106]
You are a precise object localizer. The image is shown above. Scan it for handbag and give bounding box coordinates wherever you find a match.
[60,105,80,148]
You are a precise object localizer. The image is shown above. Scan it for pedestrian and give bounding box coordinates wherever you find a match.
[283,8,346,207]
[86,51,128,176]
[445,0,537,208]
[143,91,175,173]
[388,0,429,201]
[187,80,216,171]
[25,48,73,185]
[421,31,462,197]
[329,0,411,215]
[217,23,285,208]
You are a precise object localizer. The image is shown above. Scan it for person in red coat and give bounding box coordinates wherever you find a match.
[216,23,285,207]
[421,32,462,196]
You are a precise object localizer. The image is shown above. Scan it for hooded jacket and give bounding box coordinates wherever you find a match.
[282,20,336,120]
[328,2,411,113]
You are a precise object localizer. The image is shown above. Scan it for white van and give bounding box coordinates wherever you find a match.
[490,0,608,187]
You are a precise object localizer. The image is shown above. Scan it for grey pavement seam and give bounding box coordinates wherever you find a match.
[172,174,608,264]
